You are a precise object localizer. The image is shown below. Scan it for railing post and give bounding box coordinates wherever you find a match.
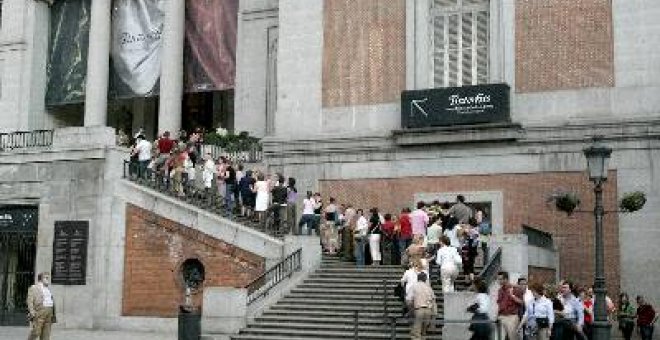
[389,316,397,340]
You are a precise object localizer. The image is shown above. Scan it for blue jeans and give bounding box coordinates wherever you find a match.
[355,236,366,266]
[398,238,411,262]
[225,183,235,217]
[299,214,317,235]
[640,325,654,340]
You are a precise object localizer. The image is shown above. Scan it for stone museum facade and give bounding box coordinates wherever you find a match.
[0,0,658,335]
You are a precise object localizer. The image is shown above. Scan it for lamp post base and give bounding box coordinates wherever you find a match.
[592,321,611,340]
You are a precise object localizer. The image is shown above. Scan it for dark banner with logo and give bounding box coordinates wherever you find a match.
[45,0,91,106]
[401,84,510,129]
[184,0,238,92]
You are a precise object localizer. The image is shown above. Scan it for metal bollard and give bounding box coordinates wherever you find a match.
[178,306,201,340]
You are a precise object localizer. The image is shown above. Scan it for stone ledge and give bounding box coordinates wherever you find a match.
[392,123,524,146]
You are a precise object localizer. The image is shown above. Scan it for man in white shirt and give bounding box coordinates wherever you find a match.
[519,283,554,340]
[27,272,56,340]
[298,191,318,236]
[132,134,152,178]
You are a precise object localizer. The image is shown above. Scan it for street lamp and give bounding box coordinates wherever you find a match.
[583,137,612,340]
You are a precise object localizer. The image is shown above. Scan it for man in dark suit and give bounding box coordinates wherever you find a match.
[26,272,56,340]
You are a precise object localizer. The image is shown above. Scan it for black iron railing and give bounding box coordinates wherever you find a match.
[246,248,302,305]
[0,130,53,151]
[477,246,502,287]
[122,160,287,238]
[522,224,554,249]
[352,279,389,340]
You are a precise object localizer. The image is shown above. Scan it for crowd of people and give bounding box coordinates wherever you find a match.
[125,132,658,340]
[471,275,658,340]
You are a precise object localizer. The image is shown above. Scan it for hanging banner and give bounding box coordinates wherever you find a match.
[184,0,238,92]
[45,0,91,106]
[109,0,164,98]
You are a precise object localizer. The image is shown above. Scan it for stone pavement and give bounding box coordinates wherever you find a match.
[0,327,176,340]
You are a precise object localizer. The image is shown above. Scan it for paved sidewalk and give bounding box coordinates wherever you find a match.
[0,327,176,340]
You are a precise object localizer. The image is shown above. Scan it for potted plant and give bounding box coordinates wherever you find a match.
[551,191,581,215]
[619,191,646,213]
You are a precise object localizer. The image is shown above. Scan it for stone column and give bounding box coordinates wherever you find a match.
[158,0,186,136]
[83,0,112,127]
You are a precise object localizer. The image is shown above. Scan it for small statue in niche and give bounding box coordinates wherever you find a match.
[180,259,205,313]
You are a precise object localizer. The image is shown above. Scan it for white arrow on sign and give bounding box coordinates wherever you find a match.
[410,98,429,117]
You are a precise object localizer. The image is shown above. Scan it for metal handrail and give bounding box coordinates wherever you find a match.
[122,160,287,239]
[477,246,502,286]
[0,130,53,151]
[352,279,389,340]
[245,248,302,305]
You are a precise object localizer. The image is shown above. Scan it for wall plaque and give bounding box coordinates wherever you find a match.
[401,83,511,128]
[51,221,89,285]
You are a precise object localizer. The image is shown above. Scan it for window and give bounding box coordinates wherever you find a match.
[431,0,489,87]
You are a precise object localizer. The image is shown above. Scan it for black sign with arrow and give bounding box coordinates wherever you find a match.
[401,83,510,129]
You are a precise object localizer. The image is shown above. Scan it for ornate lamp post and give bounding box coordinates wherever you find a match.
[583,138,612,340]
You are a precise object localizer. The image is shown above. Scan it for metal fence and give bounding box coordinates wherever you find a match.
[122,160,286,238]
[246,248,302,305]
[0,130,53,151]
[522,224,554,249]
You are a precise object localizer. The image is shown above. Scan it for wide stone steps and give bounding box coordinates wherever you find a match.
[231,327,442,340]
[229,254,453,340]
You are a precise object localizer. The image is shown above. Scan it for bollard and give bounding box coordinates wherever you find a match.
[178,306,201,340]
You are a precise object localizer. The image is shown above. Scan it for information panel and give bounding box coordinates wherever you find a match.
[51,221,89,285]
[401,83,511,128]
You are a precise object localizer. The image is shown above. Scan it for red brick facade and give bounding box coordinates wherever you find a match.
[322,0,405,107]
[123,204,264,317]
[529,266,557,286]
[320,171,620,296]
[515,0,614,92]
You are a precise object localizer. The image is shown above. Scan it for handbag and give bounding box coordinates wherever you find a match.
[536,317,550,328]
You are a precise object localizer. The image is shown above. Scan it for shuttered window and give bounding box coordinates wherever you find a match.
[432,0,489,88]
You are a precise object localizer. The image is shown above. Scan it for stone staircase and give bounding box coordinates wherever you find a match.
[230,255,475,340]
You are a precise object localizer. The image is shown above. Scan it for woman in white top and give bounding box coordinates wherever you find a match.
[253,173,269,226]
[519,283,554,340]
[469,279,492,340]
[435,236,462,293]
[400,259,429,312]
[443,223,462,249]
[202,153,216,190]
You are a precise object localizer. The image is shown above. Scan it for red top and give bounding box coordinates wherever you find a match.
[497,284,523,316]
[637,304,656,326]
[158,138,175,154]
[583,299,594,324]
[399,214,412,239]
[381,221,395,238]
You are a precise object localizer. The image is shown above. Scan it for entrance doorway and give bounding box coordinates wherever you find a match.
[183,90,234,133]
[0,206,37,326]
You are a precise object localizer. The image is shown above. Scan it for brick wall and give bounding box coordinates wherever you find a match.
[322,0,405,107]
[529,266,557,286]
[515,0,614,92]
[319,171,620,296]
[123,204,264,317]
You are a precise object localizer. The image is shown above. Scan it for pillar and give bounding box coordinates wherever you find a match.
[158,0,186,136]
[83,0,112,127]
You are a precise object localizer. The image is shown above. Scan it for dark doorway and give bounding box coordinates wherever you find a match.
[182,90,234,134]
[0,205,37,326]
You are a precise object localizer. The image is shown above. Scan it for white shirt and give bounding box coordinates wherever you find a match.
[443,227,462,248]
[356,216,369,236]
[436,246,461,268]
[302,198,316,215]
[474,292,490,314]
[524,288,534,306]
[523,296,555,326]
[39,283,54,307]
[401,269,418,302]
[135,139,152,161]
